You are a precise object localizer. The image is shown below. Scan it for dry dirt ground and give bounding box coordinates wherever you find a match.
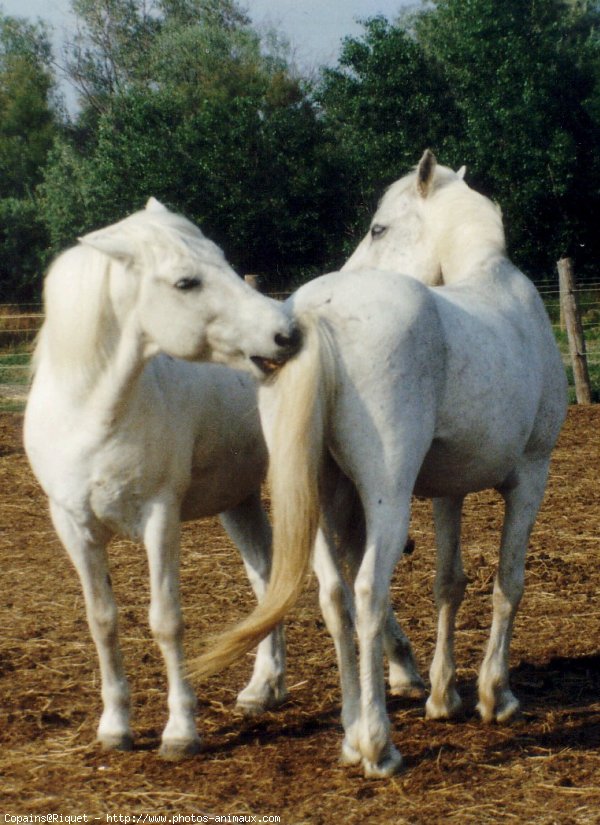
[0,408,598,824]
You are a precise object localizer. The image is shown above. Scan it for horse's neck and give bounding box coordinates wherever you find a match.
[39,304,152,429]
[439,245,506,285]
[87,315,154,428]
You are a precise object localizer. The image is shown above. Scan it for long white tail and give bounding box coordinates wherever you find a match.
[190,316,336,680]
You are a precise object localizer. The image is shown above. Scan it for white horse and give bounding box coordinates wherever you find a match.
[23,199,301,758]
[191,152,568,778]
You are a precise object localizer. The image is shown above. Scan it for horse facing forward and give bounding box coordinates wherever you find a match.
[24,200,300,758]
[191,151,568,778]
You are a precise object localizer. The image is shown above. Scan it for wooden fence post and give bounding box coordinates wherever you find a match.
[558,257,592,404]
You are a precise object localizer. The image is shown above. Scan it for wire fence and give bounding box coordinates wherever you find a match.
[0,284,599,387]
[542,282,600,369]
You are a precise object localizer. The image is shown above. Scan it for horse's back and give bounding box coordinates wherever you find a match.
[287,265,567,500]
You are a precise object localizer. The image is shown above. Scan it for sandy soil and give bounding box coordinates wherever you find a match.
[0,408,598,824]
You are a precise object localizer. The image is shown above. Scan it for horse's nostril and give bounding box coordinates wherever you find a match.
[275,325,302,351]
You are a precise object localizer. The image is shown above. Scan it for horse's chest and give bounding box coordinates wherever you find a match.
[89,445,180,538]
[90,473,146,538]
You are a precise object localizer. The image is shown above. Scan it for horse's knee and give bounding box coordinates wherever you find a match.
[492,574,524,617]
[149,604,184,645]
[88,602,119,645]
[434,569,467,609]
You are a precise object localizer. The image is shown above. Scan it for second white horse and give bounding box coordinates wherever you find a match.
[192,152,568,778]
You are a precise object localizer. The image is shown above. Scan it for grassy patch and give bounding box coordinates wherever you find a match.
[0,346,31,412]
[555,320,600,403]
[0,348,31,385]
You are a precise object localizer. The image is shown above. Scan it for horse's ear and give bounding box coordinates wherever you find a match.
[145,197,169,214]
[79,228,137,262]
[456,165,467,179]
[416,149,437,197]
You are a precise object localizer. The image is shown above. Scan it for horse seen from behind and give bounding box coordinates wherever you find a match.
[191,151,568,778]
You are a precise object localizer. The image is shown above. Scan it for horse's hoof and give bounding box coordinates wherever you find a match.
[425,691,463,720]
[477,691,520,724]
[390,680,426,701]
[339,737,362,767]
[159,738,202,761]
[98,733,134,752]
[235,690,288,717]
[362,746,404,779]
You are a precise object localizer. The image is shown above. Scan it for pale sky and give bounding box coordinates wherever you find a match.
[0,0,418,70]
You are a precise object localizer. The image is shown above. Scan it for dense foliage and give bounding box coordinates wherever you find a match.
[0,0,598,300]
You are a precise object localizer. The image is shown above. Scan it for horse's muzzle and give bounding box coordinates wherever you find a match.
[251,325,303,376]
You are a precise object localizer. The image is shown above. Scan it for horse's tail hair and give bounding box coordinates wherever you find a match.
[189,315,336,681]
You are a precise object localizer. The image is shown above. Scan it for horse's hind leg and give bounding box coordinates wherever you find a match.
[354,498,412,778]
[334,474,424,699]
[478,457,551,723]
[49,501,132,750]
[426,496,467,719]
[219,493,287,714]
[143,499,200,759]
[313,525,362,766]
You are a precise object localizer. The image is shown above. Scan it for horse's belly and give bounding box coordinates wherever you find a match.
[181,440,267,521]
[414,439,518,498]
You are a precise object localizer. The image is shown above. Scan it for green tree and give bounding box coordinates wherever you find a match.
[41,0,347,287]
[0,15,56,197]
[41,86,348,287]
[318,1,600,281]
[65,0,160,112]
[64,0,289,111]
[414,0,600,279]
[317,16,462,257]
[0,14,58,300]
[320,16,458,173]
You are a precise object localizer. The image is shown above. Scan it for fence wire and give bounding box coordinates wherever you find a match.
[0,284,599,371]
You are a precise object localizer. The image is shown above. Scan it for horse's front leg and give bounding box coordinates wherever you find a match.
[384,605,426,699]
[143,498,200,759]
[426,496,467,720]
[478,457,551,723]
[354,500,411,778]
[49,502,132,750]
[219,493,287,714]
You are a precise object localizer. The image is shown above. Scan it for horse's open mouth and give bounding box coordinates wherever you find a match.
[250,355,288,375]
[250,326,303,376]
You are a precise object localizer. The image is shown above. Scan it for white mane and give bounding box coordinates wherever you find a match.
[427,172,506,282]
[34,244,124,392]
[382,163,506,284]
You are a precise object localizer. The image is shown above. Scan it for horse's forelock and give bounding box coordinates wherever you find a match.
[128,210,227,273]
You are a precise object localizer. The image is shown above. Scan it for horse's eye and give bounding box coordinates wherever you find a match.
[174,277,202,291]
[371,224,387,240]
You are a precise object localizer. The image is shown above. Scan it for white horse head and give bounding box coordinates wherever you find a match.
[343,149,505,285]
[40,200,299,392]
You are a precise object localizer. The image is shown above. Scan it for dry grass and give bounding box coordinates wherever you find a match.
[0,409,598,823]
